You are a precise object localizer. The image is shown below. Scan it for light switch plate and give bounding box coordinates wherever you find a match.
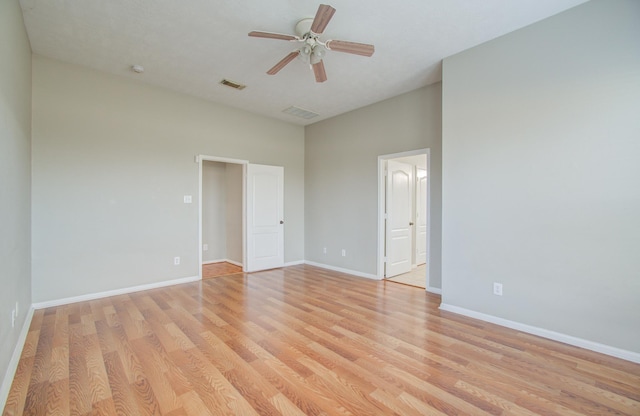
[184,195,192,203]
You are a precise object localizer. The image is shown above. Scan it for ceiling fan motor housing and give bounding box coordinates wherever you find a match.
[295,18,315,38]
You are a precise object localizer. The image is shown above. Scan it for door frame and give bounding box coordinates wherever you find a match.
[377,149,431,287]
[197,155,248,280]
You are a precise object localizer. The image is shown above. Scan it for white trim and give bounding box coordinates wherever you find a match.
[226,259,243,267]
[198,155,249,280]
[284,260,305,267]
[242,164,247,272]
[439,303,640,364]
[377,157,386,278]
[427,286,442,295]
[0,306,35,411]
[202,258,243,267]
[202,259,225,265]
[305,261,380,280]
[32,275,200,309]
[377,149,431,290]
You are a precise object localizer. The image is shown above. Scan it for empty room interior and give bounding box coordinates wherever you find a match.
[1,0,639,414]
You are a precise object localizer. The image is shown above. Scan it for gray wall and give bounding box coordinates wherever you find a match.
[442,0,640,353]
[225,164,243,264]
[32,56,305,303]
[305,84,442,287]
[0,0,32,398]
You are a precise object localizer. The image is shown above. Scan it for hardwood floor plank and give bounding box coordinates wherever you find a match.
[250,359,324,415]
[369,388,425,416]
[454,379,540,415]
[130,376,162,416]
[90,397,118,416]
[172,347,257,415]
[397,391,450,415]
[178,390,213,416]
[29,314,54,386]
[107,320,146,386]
[4,265,640,416]
[21,381,48,416]
[202,262,243,280]
[68,324,92,415]
[260,356,353,415]
[44,378,69,416]
[1,356,35,416]
[103,351,141,416]
[83,332,112,405]
[268,393,307,416]
[299,356,394,415]
[129,337,182,414]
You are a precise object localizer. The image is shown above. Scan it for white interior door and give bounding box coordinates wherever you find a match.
[416,168,427,265]
[386,160,413,277]
[246,164,284,272]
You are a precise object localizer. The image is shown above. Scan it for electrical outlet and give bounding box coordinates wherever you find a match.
[493,282,503,296]
[174,256,181,265]
[183,195,192,203]
[203,244,208,251]
[341,249,346,257]
[323,247,327,254]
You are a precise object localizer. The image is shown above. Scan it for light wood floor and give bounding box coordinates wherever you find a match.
[3,265,639,415]
[386,264,427,289]
[202,262,243,279]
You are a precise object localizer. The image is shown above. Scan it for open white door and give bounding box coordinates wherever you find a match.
[246,164,284,272]
[416,168,427,265]
[385,160,413,277]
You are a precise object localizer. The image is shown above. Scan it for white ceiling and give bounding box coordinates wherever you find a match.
[19,0,587,126]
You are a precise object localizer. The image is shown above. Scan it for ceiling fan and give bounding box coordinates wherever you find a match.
[248,4,375,83]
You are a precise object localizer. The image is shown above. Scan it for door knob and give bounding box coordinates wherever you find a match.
[280,220,284,224]
[409,222,414,226]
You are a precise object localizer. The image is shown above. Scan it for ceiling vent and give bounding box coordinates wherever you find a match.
[219,79,246,90]
[282,106,319,119]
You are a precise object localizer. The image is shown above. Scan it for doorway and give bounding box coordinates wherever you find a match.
[198,156,285,279]
[378,149,430,288]
[199,156,247,280]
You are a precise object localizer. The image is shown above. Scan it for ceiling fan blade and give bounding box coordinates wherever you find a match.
[312,60,327,83]
[326,40,375,57]
[267,52,299,75]
[310,4,336,34]
[249,31,299,41]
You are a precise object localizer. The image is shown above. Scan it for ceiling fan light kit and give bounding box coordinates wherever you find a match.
[248,4,375,83]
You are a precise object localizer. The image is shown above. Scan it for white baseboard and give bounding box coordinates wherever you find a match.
[202,259,224,265]
[202,258,243,267]
[0,306,35,411]
[427,286,442,295]
[284,260,305,267]
[304,261,380,280]
[439,303,640,364]
[32,275,200,309]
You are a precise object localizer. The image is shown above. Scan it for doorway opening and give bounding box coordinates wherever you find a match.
[377,149,430,289]
[198,155,248,280]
